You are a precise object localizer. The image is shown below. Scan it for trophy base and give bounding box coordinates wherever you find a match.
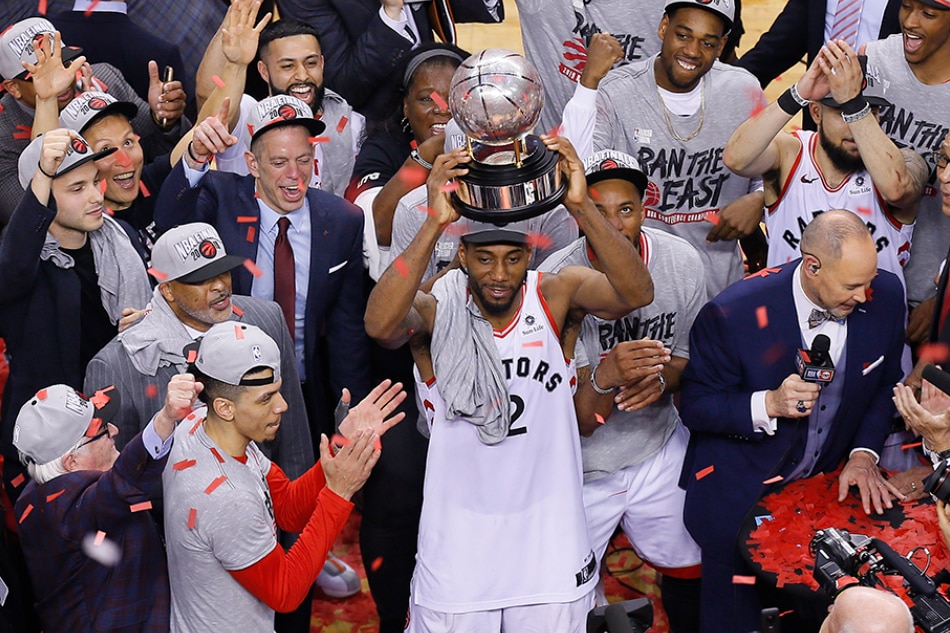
[451,135,566,225]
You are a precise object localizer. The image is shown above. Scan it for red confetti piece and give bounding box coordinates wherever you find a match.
[526,232,553,250]
[104,207,114,216]
[430,91,448,111]
[902,441,923,450]
[144,383,158,399]
[86,417,102,437]
[11,474,25,488]
[395,163,428,191]
[189,417,202,434]
[236,216,257,223]
[310,136,331,144]
[779,610,794,618]
[243,259,263,278]
[130,501,152,513]
[173,459,197,471]
[546,123,563,137]
[209,447,225,463]
[187,508,197,529]
[393,256,409,277]
[211,75,225,88]
[19,504,33,524]
[204,475,227,495]
[409,139,418,150]
[38,0,47,15]
[705,211,720,225]
[865,286,874,302]
[36,389,47,401]
[46,489,64,502]
[732,575,756,585]
[521,340,543,348]
[588,187,602,202]
[246,226,256,243]
[762,475,784,485]
[232,304,244,317]
[595,413,606,425]
[89,387,113,409]
[756,306,768,329]
[331,433,350,448]
[94,530,106,546]
[373,436,382,451]
[441,180,459,193]
[147,267,168,281]
[695,465,715,480]
[138,181,150,197]
[12,131,30,140]
[247,123,255,137]
[186,349,198,363]
[370,556,384,571]
[416,204,437,218]
[856,206,872,216]
[234,325,244,339]
[920,342,950,364]
[336,116,348,133]
[99,179,107,194]
[84,0,101,16]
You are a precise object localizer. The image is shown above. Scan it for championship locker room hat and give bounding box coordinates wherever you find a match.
[819,56,891,108]
[664,0,734,32]
[188,322,281,386]
[149,223,245,284]
[0,18,84,81]
[17,131,117,187]
[583,150,649,197]
[916,0,950,9]
[60,92,138,134]
[13,385,120,465]
[246,94,325,142]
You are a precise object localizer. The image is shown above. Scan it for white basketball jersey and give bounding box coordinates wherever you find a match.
[412,272,594,613]
[765,130,914,280]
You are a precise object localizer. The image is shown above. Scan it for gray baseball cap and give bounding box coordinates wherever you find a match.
[0,18,84,81]
[247,94,325,142]
[17,131,117,188]
[819,55,890,109]
[60,92,138,134]
[664,0,734,31]
[461,227,530,245]
[14,384,120,465]
[584,149,649,197]
[149,223,245,284]
[189,322,281,386]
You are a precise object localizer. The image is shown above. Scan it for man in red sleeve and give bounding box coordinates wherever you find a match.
[162,321,405,632]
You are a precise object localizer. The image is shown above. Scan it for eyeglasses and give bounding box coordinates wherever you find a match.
[928,150,949,170]
[76,422,111,449]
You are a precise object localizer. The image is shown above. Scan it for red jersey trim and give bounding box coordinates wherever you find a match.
[537,272,561,341]
[493,286,525,338]
[766,132,806,215]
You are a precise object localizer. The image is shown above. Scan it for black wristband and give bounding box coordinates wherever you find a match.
[37,161,56,179]
[777,88,803,116]
[187,141,211,165]
[841,97,868,116]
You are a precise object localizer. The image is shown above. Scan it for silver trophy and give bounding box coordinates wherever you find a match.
[448,49,566,224]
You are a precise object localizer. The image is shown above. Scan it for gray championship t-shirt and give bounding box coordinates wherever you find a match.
[866,35,950,306]
[164,410,278,633]
[594,57,767,299]
[539,228,705,481]
[516,0,665,134]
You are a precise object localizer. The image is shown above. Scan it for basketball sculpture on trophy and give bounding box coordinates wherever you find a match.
[448,49,566,224]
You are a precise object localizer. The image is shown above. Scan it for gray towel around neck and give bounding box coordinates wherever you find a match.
[430,269,511,445]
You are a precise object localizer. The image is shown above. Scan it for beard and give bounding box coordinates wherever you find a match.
[467,273,526,317]
[819,124,866,173]
[271,81,326,115]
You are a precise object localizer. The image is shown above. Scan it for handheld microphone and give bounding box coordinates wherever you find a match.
[923,364,950,397]
[797,334,836,384]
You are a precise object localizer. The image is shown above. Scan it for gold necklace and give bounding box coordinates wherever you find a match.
[657,77,706,142]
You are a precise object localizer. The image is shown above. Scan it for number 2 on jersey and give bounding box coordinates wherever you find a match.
[507,394,527,436]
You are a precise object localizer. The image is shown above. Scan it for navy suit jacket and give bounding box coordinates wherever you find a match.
[153,162,372,424]
[678,262,906,550]
[931,243,950,346]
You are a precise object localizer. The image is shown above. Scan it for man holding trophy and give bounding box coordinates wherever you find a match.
[365,50,654,632]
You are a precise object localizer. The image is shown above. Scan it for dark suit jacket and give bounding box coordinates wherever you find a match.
[49,10,190,106]
[278,0,503,117]
[15,430,169,633]
[679,262,906,551]
[153,162,372,429]
[737,0,901,99]
[930,245,950,345]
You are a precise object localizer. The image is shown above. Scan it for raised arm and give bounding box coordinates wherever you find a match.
[21,32,88,139]
[364,149,469,347]
[542,135,653,320]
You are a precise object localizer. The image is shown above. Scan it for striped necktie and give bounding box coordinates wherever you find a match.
[829,0,863,48]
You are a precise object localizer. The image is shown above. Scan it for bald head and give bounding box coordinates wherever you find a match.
[819,587,913,633]
[800,210,874,264]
